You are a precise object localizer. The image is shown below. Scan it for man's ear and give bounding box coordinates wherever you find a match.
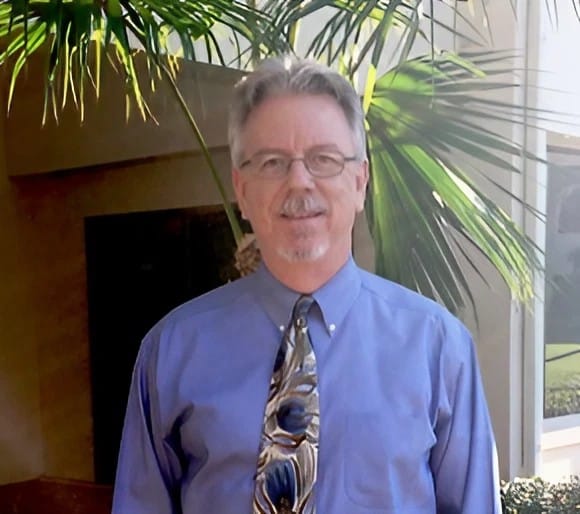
[355,160,369,212]
[232,168,248,220]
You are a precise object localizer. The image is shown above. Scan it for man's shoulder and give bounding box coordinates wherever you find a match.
[357,267,472,351]
[147,274,255,337]
[358,267,448,318]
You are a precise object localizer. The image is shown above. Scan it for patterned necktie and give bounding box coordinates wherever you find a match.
[253,295,319,514]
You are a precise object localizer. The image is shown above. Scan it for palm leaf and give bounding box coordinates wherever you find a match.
[366,52,543,312]
[0,0,289,120]
[261,0,493,77]
[262,1,422,74]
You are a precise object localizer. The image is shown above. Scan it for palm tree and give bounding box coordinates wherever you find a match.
[0,0,290,244]
[0,0,547,314]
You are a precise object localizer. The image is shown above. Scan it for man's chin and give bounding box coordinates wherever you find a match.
[277,244,329,263]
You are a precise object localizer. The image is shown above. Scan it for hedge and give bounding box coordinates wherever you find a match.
[501,476,580,513]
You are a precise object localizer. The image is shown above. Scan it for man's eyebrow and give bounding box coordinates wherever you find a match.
[248,148,291,157]
[307,144,342,151]
[250,144,342,156]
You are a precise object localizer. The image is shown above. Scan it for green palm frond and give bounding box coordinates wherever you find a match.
[260,1,489,78]
[262,0,419,76]
[366,52,543,314]
[0,0,288,121]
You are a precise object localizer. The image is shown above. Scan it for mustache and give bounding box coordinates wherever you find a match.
[279,195,327,217]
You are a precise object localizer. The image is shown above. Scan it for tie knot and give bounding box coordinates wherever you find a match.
[292,295,314,325]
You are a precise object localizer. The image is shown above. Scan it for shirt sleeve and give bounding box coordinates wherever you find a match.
[429,318,502,514]
[112,333,183,514]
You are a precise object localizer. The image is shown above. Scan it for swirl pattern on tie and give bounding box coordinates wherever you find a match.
[253,295,319,514]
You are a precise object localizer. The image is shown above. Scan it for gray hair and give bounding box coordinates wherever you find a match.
[228,56,367,167]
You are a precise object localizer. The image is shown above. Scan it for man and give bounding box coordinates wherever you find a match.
[112,57,502,513]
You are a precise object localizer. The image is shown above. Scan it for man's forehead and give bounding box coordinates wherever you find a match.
[245,92,345,120]
[241,95,351,132]
[249,144,343,156]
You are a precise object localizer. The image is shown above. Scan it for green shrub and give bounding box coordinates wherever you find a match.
[501,476,580,513]
[545,386,580,418]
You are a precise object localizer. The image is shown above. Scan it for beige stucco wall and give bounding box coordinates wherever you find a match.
[0,115,45,483]
[447,1,525,479]
[0,57,241,484]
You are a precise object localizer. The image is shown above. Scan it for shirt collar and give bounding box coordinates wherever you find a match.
[252,256,361,337]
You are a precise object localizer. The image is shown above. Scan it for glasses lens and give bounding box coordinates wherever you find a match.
[256,155,289,178]
[305,151,344,177]
[246,151,348,178]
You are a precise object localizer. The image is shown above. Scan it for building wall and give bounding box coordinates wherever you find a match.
[0,117,45,483]
[0,58,241,484]
[451,0,531,479]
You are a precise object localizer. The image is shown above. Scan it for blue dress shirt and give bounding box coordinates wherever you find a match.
[112,257,501,513]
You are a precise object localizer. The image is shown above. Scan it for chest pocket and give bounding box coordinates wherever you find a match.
[343,413,435,511]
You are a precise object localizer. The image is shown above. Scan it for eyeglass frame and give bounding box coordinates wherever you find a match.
[238,147,360,179]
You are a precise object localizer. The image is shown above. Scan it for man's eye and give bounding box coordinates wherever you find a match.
[311,153,339,166]
[261,157,286,170]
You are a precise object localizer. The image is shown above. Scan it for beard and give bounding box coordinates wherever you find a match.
[277,241,329,262]
[276,193,329,262]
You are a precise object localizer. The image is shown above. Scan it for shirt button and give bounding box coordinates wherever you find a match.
[329,323,336,332]
[279,325,285,332]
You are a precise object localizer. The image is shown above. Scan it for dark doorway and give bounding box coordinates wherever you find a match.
[85,205,244,484]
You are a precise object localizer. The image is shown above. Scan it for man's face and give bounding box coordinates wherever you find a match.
[232,93,368,270]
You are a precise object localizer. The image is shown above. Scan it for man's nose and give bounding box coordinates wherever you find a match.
[286,158,314,188]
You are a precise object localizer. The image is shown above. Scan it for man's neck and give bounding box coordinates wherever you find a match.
[262,254,350,294]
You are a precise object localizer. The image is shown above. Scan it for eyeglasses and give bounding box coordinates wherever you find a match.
[239,149,359,179]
